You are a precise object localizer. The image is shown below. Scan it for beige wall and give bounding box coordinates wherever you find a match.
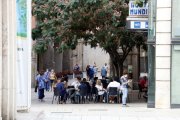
[82,44,110,72]
[155,0,171,108]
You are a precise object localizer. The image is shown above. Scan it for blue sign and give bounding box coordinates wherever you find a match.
[134,22,141,28]
[145,22,148,28]
[130,21,148,29]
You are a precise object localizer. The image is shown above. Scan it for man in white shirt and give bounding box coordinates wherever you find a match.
[107,78,121,103]
[107,79,121,90]
[71,77,81,90]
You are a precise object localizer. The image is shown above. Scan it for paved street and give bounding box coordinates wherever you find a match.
[16,88,180,120]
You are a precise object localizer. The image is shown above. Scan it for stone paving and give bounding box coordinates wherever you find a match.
[16,88,180,120]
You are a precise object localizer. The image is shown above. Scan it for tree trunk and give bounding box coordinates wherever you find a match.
[119,63,124,77]
[114,63,119,77]
[110,57,120,77]
[38,54,44,71]
[110,59,116,77]
[137,46,140,79]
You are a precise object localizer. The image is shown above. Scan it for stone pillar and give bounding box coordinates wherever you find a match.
[54,51,63,72]
[132,48,138,82]
[31,41,37,87]
[31,17,37,87]
[0,1,2,120]
[155,0,171,108]
[1,0,16,119]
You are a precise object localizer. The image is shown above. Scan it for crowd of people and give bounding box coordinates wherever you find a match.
[35,63,147,106]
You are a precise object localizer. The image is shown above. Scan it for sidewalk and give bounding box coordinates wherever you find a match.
[16,88,180,120]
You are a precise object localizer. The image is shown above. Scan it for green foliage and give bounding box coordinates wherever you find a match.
[32,0,147,76]
[134,0,148,7]
[33,40,48,54]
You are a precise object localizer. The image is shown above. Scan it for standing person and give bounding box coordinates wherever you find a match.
[44,69,50,91]
[104,63,108,75]
[86,65,94,83]
[93,63,98,77]
[86,65,90,80]
[120,70,132,107]
[35,71,40,92]
[89,65,94,83]
[101,66,107,79]
[36,70,46,102]
[49,69,57,91]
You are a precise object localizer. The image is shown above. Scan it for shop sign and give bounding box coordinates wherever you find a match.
[129,1,148,16]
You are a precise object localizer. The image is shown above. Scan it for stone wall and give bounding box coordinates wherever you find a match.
[1,0,16,119]
[155,0,171,108]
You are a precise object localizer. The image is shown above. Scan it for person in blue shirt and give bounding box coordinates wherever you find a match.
[89,66,94,81]
[56,78,67,104]
[36,70,46,101]
[86,65,94,83]
[101,66,107,79]
[78,79,88,91]
[78,79,88,103]
[93,63,98,77]
[44,69,50,91]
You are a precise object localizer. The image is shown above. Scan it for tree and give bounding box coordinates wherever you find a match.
[32,0,147,77]
[134,0,148,7]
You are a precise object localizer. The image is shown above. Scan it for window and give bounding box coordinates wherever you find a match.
[171,45,180,105]
[172,0,180,39]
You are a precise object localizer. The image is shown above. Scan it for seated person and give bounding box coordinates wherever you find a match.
[91,80,97,100]
[95,80,107,102]
[78,79,88,94]
[107,78,121,103]
[139,76,148,98]
[82,78,91,98]
[56,79,67,104]
[73,64,80,71]
[76,79,88,103]
[70,77,81,103]
[71,77,81,91]
[101,78,108,89]
[139,76,148,91]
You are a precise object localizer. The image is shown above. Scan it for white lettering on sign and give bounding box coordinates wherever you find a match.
[129,1,148,16]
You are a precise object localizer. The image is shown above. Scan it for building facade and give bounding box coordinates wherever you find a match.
[1,0,180,119]
[148,0,180,108]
